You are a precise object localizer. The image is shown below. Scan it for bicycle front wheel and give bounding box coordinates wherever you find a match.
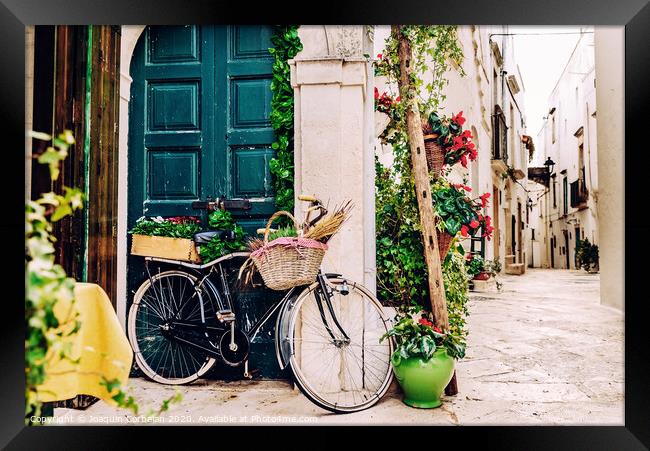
[286,278,394,413]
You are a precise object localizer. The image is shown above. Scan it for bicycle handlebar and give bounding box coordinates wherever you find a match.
[298,194,317,202]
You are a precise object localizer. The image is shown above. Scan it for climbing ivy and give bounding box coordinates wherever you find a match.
[269,26,302,215]
[375,26,470,348]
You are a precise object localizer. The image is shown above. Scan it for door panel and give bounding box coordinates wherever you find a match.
[128,25,285,379]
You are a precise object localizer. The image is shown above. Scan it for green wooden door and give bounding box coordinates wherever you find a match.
[128,25,285,379]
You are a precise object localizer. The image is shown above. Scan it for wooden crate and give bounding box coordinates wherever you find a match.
[131,234,201,263]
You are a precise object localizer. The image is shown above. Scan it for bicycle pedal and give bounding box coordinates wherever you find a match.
[216,310,236,323]
[244,368,261,379]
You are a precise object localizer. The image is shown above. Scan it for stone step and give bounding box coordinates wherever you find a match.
[505,262,526,275]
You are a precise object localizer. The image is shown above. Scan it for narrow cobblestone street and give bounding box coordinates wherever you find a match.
[54,269,623,425]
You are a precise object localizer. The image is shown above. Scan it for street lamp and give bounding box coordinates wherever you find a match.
[543,157,556,178]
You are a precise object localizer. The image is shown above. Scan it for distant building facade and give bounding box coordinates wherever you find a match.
[529,30,598,270]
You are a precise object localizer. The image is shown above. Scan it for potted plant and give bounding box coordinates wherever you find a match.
[575,238,599,273]
[431,179,494,260]
[465,254,489,280]
[129,216,203,263]
[381,311,465,408]
[374,86,400,136]
[422,111,478,173]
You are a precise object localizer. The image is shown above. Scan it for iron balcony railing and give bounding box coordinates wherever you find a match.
[570,177,589,209]
[492,105,508,163]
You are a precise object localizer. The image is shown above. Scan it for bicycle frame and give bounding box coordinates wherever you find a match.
[142,256,350,369]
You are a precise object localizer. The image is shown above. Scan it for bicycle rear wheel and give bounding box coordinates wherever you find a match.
[286,278,394,413]
[128,269,218,384]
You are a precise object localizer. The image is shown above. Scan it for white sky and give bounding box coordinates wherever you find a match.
[509,26,584,138]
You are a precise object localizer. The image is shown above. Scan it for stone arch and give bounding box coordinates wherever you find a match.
[115,25,146,328]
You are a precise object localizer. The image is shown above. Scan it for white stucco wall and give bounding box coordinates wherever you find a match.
[536,30,599,270]
[594,27,624,310]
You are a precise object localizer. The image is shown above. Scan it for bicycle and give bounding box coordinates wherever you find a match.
[127,195,394,413]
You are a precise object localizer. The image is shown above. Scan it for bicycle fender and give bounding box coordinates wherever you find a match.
[274,291,301,370]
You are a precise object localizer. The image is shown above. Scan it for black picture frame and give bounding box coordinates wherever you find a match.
[5,0,649,448]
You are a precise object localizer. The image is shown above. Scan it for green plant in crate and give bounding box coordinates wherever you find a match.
[199,210,247,263]
[129,216,202,239]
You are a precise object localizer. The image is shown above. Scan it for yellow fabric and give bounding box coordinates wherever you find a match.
[36,283,133,404]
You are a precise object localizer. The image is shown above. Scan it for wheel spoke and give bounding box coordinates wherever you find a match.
[287,281,393,412]
[129,271,220,384]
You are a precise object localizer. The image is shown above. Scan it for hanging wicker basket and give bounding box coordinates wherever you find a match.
[251,211,328,291]
[424,133,445,175]
[436,229,454,262]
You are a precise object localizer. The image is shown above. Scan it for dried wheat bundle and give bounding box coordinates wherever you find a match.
[303,200,353,243]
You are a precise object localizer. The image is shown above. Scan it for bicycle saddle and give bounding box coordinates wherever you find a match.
[193,230,237,244]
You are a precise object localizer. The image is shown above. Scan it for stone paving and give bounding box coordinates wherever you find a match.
[54,269,623,426]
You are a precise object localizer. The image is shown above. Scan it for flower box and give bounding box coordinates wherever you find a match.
[130,234,201,263]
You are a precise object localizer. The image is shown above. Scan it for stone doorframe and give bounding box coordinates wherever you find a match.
[115,25,377,329]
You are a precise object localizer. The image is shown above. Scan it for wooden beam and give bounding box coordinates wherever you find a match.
[393,25,449,329]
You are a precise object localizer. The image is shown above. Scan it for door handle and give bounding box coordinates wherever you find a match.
[192,198,252,211]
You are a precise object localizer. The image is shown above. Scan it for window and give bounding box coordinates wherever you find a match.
[578,143,585,182]
[493,69,498,107]
[563,176,568,216]
[552,175,557,208]
[551,114,556,144]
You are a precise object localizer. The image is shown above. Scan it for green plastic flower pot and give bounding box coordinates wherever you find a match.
[391,347,455,408]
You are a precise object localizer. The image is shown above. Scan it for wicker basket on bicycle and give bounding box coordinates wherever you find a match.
[251,211,328,291]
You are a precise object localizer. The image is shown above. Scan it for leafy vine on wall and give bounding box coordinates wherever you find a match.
[269,26,302,215]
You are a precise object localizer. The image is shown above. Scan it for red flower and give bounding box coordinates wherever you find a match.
[470,219,480,229]
[374,87,379,100]
[433,325,442,334]
[479,192,491,208]
[469,148,478,160]
[463,185,472,192]
[418,318,433,327]
[462,129,472,138]
[452,111,466,126]
[466,141,475,150]
[466,252,473,261]
[452,136,464,150]
[395,96,401,102]
[377,53,383,59]
[461,225,469,237]
[460,154,468,168]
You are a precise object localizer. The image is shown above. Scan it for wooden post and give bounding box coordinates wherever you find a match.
[393,25,449,328]
[393,26,457,396]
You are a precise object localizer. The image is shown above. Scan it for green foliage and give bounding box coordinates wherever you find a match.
[199,210,246,263]
[27,131,183,423]
[465,254,485,277]
[381,313,465,362]
[269,26,302,218]
[375,156,428,310]
[484,257,502,275]
[129,216,202,239]
[375,26,465,119]
[575,238,599,272]
[431,178,491,238]
[442,250,470,352]
[26,131,84,422]
[374,26,470,357]
[268,225,298,241]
